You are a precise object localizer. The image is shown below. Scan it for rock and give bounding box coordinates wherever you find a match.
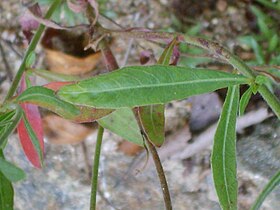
[237,118,280,209]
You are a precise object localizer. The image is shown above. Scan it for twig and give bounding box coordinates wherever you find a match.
[90,125,104,210]
[0,41,13,81]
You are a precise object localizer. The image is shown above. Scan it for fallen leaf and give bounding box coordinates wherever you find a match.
[43,115,93,144]
[41,28,101,75]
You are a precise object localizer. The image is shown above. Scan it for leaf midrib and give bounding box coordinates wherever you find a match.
[222,87,236,208]
[63,77,246,95]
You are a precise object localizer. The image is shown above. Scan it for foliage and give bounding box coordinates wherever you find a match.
[0,1,280,210]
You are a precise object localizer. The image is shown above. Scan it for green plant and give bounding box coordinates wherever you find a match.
[1,1,280,210]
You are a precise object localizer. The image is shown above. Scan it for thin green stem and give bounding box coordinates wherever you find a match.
[4,0,62,102]
[258,85,280,119]
[90,125,104,210]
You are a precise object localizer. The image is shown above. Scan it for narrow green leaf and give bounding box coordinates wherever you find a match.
[17,86,80,118]
[0,150,14,210]
[0,158,25,182]
[137,105,165,147]
[268,34,279,52]
[250,5,274,39]
[98,108,143,146]
[17,86,113,123]
[22,113,44,167]
[0,107,23,149]
[158,38,177,65]
[57,65,248,109]
[239,87,252,116]
[0,171,13,210]
[211,85,239,210]
[251,170,280,210]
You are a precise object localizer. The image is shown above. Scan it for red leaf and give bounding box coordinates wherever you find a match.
[17,74,44,168]
[18,103,44,168]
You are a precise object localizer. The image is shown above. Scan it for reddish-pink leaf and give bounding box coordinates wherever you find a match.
[17,74,44,168]
[18,103,44,168]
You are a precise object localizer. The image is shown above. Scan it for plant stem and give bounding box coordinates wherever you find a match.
[258,85,280,119]
[90,125,104,210]
[145,138,172,210]
[4,0,62,102]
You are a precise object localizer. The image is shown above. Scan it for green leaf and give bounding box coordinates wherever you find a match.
[98,108,143,146]
[17,86,113,123]
[211,85,239,210]
[137,105,165,147]
[254,0,280,12]
[268,34,279,52]
[57,65,248,109]
[251,170,280,210]
[17,86,80,118]
[0,171,13,210]
[0,158,25,182]
[255,75,269,85]
[250,5,273,38]
[158,38,177,65]
[0,150,14,210]
[0,107,23,149]
[239,87,252,116]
